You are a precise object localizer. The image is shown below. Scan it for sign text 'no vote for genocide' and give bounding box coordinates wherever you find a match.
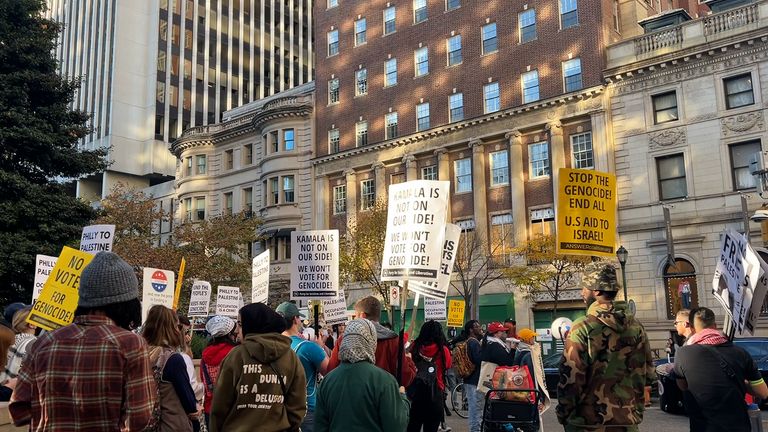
[381,180,450,283]
[408,224,461,299]
[556,168,617,257]
[291,230,339,299]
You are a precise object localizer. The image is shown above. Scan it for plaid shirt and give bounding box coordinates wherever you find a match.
[9,315,157,432]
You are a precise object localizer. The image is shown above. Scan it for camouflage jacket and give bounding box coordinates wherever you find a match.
[556,300,655,431]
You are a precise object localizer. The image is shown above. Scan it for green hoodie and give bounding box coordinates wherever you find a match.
[210,333,307,432]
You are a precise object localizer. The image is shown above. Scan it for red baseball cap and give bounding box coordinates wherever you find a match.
[487,322,506,333]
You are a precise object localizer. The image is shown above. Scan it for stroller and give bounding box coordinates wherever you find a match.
[481,387,544,432]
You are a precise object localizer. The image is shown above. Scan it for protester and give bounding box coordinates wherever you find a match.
[10,251,156,431]
[557,265,655,432]
[503,319,517,350]
[674,307,768,432]
[2,303,26,329]
[674,308,694,344]
[514,328,551,413]
[315,318,410,432]
[0,325,15,401]
[328,296,416,386]
[143,305,199,432]
[200,315,239,428]
[481,322,515,367]
[277,301,329,432]
[0,307,37,401]
[454,320,483,432]
[210,303,307,432]
[406,320,452,432]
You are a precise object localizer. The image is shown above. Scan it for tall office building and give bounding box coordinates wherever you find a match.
[44,0,313,200]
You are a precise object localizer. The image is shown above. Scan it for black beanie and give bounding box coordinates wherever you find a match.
[240,303,286,336]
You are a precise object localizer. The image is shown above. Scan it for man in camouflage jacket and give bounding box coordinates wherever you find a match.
[556,265,655,432]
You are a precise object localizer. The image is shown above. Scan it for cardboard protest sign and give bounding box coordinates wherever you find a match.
[188,281,212,317]
[424,297,447,321]
[290,230,339,299]
[32,254,58,302]
[216,286,242,317]
[409,224,461,299]
[142,268,175,321]
[252,250,270,304]
[322,290,349,325]
[556,169,617,257]
[28,247,93,331]
[447,299,465,328]
[79,224,116,255]
[381,180,450,282]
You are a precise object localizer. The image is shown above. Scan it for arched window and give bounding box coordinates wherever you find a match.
[664,259,698,319]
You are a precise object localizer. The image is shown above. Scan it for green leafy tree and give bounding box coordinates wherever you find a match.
[0,0,107,304]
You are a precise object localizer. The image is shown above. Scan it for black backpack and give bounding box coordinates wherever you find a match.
[406,352,442,404]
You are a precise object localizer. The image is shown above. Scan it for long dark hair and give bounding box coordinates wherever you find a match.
[410,320,447,363]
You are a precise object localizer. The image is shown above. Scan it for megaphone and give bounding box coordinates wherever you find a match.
[551,317,573,341]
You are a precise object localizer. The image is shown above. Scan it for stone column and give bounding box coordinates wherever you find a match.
[344,169,357,227]
[591,111,611,173]
[506,130,527,246]
[470,139,489,252]
[373,161,386,203]
[313,172,329,230]
[547,121,565,207]
[435,148,451,221]
[403,154,418,181]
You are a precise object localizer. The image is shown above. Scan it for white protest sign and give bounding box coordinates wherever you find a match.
[32,254,57,302]
[409,224,461,299]
[746,251,768,335]
[381,180,450,283]
[252,250,270,304]
[424,297,447,321]
[216,286,242,318]
[142,268,175,321]
[322,290,349,325]
[712,229,759,334]
[188,281,212,317]
[79,224,116,255]
[290,230,339,299]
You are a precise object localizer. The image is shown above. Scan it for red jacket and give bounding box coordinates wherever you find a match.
[328,324,416,387]
[200,342,236,414]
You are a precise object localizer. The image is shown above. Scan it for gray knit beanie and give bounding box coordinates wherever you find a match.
[78,252,139,308]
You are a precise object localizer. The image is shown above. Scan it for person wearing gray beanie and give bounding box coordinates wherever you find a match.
[315,319,410,432]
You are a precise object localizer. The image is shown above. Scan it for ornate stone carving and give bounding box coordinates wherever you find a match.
[687,113,718,123]
[649,127,687,150]
[371,161,385,170]
[469,138,484,151]
[545,121,563,136]
[721,111,765,137]
[402,153,416,167]
[505,129,523,142]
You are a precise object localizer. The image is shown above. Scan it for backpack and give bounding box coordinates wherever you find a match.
[451,340,476,378]
[406,352,442,404]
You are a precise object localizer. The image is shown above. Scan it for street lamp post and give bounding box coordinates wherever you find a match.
[616,245,629,301]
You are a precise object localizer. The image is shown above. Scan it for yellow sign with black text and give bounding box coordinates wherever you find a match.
[28,247,93,331]
[447,299,465,328]
[556,168,617,258]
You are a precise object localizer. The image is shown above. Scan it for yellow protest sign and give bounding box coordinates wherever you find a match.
[28,247,94,331]
[173,257,186,310]
[556,168,617,257]
[447,299,465,328]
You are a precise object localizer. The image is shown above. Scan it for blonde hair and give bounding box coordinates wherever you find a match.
[12,306,33,334]
[142,305,184,348]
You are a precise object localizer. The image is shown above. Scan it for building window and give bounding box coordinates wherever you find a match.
[356,121,368,146]
[422,165,438,180]
[196,155,207,174]
[657,153,687,200]
[529,142,550,178]
[415,47,429,77]
[724,73,754,109]
[196,197,206,220]
[449,93,464,122]
[560,0,579,29]
[270,131,279,153]
[454,158,472,193]
[481,23,498,55]
[327,30,339,56]
[284,129,295,151]
[530,207,555,237]
[328,0,338,8]
[385,112,398,139]
[416,102,430,131]
[522,70,540,103]
[243,144,253,165]
[414,0,427,23]
[571,132,594,170]
[447,35,462,66]
[384,6,396,35]
[185,157,193,176]
[328,78,340,104]
[361,179,376,210]
[225,149,234,170]
[385,58,398,86]
[243,188,253,213]
[355,68,368,96]
[224,192,233,215]
[391,173,405,184]
[333,185,347,214]
[491,213,513,265]
[283,176,295,203]
[329,129,340,153]
[447,0,460,10]
[663,259,698,319]
[731,140,762,190]
[563,58,583,92]
[484,82,500,114]
[613,0,620,32]
[270,177,279,204]
[519,9,536,43]
[490,151,509,185]
[184,197,192,221]
[355,18,367,46]
[652,91,679,124]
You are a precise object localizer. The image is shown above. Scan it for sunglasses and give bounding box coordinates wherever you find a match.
[673,321,688,326]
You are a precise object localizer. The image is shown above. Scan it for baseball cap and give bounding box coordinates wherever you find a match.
[487,322,506,333]
[276,302,305,319]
